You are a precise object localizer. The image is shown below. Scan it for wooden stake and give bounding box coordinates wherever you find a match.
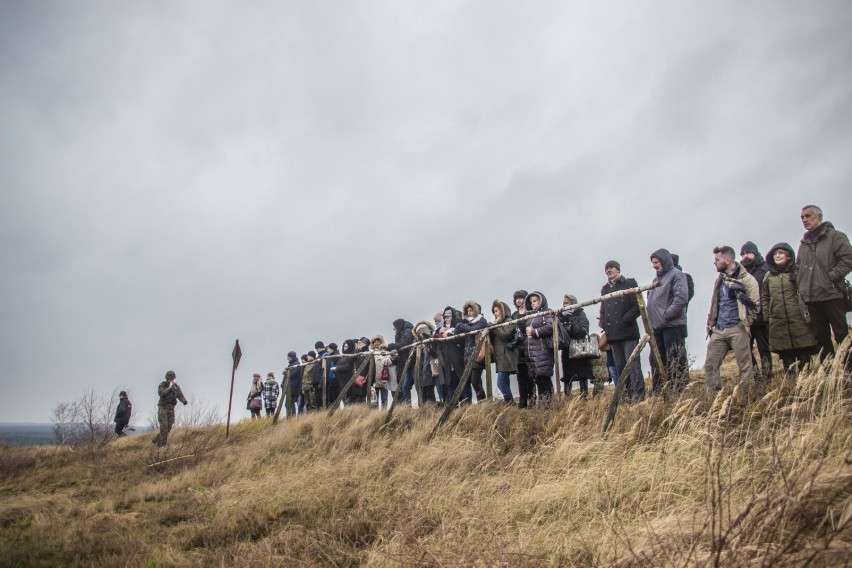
[484,335,493,400]
[602,334,651,434]
[636,292,667,395]
[429,330,488,441]
[552,315,561,397]
[328,355,372,417]
[414,345,423,406]
[273,368,290,424]
[384,349,416,423]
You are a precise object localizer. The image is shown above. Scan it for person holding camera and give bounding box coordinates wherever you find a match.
[154,370,187,446]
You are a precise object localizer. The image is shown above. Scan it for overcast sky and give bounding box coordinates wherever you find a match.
[1,1,850,424]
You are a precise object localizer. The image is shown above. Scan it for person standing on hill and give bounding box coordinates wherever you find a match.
[740,241,773,378]
[797,205,852,370]
[451,301,489,404]
[704,246,760,398]
[284,352,303,414]
[154,370,187,446]
[490,299,518,404]
[524,291,555,400]
[247,373,263,419]
[262,372,280,417]
[598,260,645,401]
[762,243,818,374]
[511,290,536,408]
[646,249,690,394]
[559,294,599,398]
[389,319,416,404]
[113,391,132,437]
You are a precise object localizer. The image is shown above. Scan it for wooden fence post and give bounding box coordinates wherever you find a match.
[484,335,493,400]
[429,330,488,441]
[328,355,372,417]
[272,367,289,425]
[636,292,667,395]
[321,358,328,410]
[553,315,561,396]
[415,345,423,406]
[384,349,416,424]
[602,334,651,434]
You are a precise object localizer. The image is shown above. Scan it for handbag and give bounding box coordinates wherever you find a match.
[598,332,611,352]
[429,357,441,376]
[568,333,601,360]
[249,397,262,411]
[840,279,852,312]
[354,375,367,387]
[506,327,524,352]
[380,365,390,382]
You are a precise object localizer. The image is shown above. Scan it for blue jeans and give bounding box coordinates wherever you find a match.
[496,371,514,402]
[606,351,618,384]
[400,367,415,402]
[376,387,388,406]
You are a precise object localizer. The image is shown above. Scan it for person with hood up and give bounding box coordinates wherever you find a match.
[740,241,773,378]
[284,352,303,414]
[490,299,518,403]
[370,335,394,408]
[762,242,819,374]
[334,339,357,406]
[511,290,536,408]
[646,248,690,394]
[797,205,852,369]
[704,245,761,398]
[435,307,465,404]
[114,391,132,437]
[524,291,555,400]
[388,319,416,404]
[324,343,340,407]
[450,300,489,404]
[346,338,371,405]
[559,294,600,398]
[262,372,280,417]
[414,321,438,404]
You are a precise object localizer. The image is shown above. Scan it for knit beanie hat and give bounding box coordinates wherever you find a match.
[740,241,759,255]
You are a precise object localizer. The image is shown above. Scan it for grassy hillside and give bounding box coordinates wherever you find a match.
[1,352,850,567]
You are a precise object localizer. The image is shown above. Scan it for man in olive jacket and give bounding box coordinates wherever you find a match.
[797,205,852,367]
[154,370,188,446]
[704,246,760,398]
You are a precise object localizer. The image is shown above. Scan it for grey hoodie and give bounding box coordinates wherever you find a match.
[647,248,689,330]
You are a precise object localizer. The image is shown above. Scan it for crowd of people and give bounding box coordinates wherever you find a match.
[131,205,850,441]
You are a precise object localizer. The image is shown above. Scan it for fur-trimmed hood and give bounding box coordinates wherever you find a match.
[491,299,512,323]
[414,319,435,339]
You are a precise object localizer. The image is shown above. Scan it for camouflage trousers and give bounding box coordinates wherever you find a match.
[154,404,175,446]
[302,387,319,411]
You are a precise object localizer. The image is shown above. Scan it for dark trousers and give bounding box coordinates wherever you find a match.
[533,375,554,398]
[421,385,436,405]
[749,323,773,377]
[807,299,850,368]
[610,338,645,401]
[651,326,689,394]
[461,367,487,404]
[778,348,814,376]
[516,363,536,408]
[115,422,128,436]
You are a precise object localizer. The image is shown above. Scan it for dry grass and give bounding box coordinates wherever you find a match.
[1,344,850,567]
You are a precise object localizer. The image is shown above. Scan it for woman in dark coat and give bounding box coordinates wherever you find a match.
[762,243,818,374]
[414,320,438,405]
[491,300,518,403]
[524,291,554,399]
[435,306,465,404]
[452,300,489,404]
[334,340,356,405]
[558,294,598,397]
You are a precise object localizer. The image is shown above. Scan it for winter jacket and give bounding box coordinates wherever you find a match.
[524,291,555,377]
[286,360,303,390]
[453,300,489,370]
[762,243,818,354]
[388,319,415,368]
[490,300,518,373]
[706,263,760,331]
[742,253,771,324]
[263,377,280,405]
[599,275,641,341]
[370,336,393,390]
[647,249,689,330]
[797,222,852,303]
[114,396,132,425]
[435,307,465,386]
[348,340,370,400]
[414,320,437,387]
[334,340,356,387]
[157,380,187,408]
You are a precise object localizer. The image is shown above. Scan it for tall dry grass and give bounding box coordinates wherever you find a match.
[0,343,850,567]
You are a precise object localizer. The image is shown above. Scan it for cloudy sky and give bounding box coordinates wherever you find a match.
[1,1,850,424]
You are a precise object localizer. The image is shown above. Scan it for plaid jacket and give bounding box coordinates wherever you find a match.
[262,379,280,406]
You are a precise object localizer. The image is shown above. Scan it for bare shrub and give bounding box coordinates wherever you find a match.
[51,385,124,447]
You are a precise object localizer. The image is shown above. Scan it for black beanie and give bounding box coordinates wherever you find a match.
[740,241,759,255]
[513,289,528,300]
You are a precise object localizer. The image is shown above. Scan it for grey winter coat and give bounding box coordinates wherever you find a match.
[647,249,689,330]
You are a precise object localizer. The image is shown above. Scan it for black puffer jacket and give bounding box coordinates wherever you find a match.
[599,275,641,341]
[436,307,465,385]
[388,319,415,368]
[558,308,595,381]
[524,291,554,377]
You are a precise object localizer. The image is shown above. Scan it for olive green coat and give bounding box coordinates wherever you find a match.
[762,243,817,354]
[797,222,852,303]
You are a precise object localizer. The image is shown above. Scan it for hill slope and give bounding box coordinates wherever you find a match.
[1,357,850,567]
